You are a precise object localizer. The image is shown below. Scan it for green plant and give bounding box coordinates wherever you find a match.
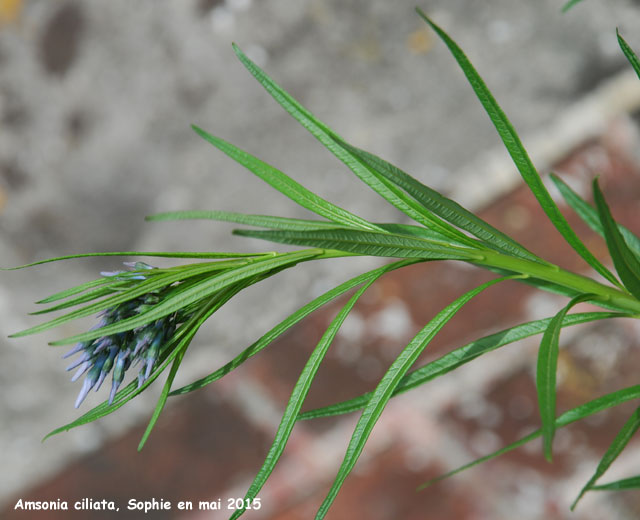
[6,8,640,518]
[562,0,587,13]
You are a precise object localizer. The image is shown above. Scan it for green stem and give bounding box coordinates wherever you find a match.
[476,250,640,314]
[295,248,640,314]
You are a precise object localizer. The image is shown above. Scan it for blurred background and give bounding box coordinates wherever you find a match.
[2,0,640,518]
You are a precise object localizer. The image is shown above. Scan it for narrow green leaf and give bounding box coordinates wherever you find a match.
[35,266,207,313]
[148,211,471,248]
[593,178,640,299]
[138,347,187,451]
[550,173,640,261]
[420,430,541,491]
[331,137,543,263]
[36,277,120,305]
[229,275,380,520]
[46,250,324,346]
[147,210,346,231]
[537,294,594,462]
[12,261,241,339]
[231,44,466,241]
[234,228,485,261]
[44,380,137,439]
[571,406,640,510]
[617,29,640,80]
[562,0,586,13]
[299,311,624,420]
[192,125,382,233]
[2,250,269,270]
[315,276,514,519]
[592,476,640,491]
[31,286,120,315]
[170,259,418,396]
[374,223,472,246]
[419,384,640,490]
[137,280,250,450]
[45,327,192,437]
[417,9,621,288]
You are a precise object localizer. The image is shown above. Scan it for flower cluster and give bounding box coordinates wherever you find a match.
[64,263,181,408]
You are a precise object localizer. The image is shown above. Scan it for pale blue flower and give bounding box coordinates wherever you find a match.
[63,263,185,408]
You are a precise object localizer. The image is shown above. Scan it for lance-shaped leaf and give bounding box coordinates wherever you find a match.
[593,178,640,299]
[2,250,267,270]
[299,311,625,420]
[33,263,249,316]
[571,406,640,510]
[147,210,348,232]
[58,250,328,345]
[148,211,474,250]
[417,9,621,289]
[229,273,381,520]
[536,294,594,462]
[170,259,418,396]
[562,0,586,13]
[331,137,544,263]
[236,228,640,314]
[231,44,466,242]
[234,228,485,261]
[11,261,238,338]
[617,29,640,79]
[33,285,124,314]
[137,279,252,451]
[192,125,382,233]
[315,275,515,520]
[550,174,640,261]
[591,476,640,491]
[419,385,640,490]
[37,277,124,305]
[15,250,324,344]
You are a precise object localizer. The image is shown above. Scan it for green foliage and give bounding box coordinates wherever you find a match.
[562,0,587,13]
[592,476,640,491]
[416,8,621,288]
[593,178,640,299]
[298,311,627,420]
[550,173,640,259]
[6,7,640,518]
[536,294,595,461]
[571,406,640,509]
[618,29,640,79]
[229,274,382,520]
[418,384,640,489]
[316,276,515,518]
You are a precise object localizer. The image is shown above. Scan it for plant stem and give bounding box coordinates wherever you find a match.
[293,248,640,314]
[476,250,640,314]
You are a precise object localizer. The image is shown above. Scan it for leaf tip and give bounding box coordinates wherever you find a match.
[544,451,554,463]
[232,42,247,62]
[570,492,584,511]
[42,427,64,443]
[0,263,32,271]
[414,6,430,24]
[416,477,440,492]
